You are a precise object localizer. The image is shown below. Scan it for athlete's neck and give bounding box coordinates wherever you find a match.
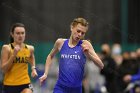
[13,42,24,48]
[68,38,79,48]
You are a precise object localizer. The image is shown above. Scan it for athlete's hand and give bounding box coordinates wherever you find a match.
[81,40,90,52]
[39,74,47,86]
[31,69,38,78]
[13,45,21,56]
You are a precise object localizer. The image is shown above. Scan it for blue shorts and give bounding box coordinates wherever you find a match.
[53,83,82,93]
[3,83,33,93]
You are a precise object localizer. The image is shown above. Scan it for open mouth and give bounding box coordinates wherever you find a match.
[76,37,80,40]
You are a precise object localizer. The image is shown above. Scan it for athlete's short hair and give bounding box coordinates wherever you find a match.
[71,18,89,28]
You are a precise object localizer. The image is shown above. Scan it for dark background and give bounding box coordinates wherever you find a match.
[0,0,139,45]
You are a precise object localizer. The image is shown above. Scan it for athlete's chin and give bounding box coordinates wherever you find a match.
[74,39,80,42]
[17,41,24,44]
[75,37,81,41]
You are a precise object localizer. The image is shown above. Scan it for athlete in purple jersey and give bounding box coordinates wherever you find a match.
[39,18,104,93]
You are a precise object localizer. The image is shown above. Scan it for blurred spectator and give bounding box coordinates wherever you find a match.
[121,48,140,93]
[112,43,122,56]
[111,43,123,67]
[100,44,118,93]
[136,48,140,62]
[113,55,123,67]
[86,60,105,93]
[82,59,105,93]
[117,51,140,93]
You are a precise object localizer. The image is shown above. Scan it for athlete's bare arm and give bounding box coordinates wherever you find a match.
[39,38,65,85]
[81,40,104,69]
[1,45,20,73]
[28,45,38,77]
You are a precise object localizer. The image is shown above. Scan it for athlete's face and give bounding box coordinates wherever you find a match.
[71,23,88,42]
[11,27,25,44]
